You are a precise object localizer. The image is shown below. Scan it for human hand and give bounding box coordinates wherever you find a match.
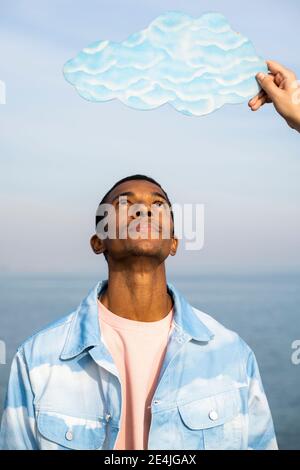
[248,60,300,132]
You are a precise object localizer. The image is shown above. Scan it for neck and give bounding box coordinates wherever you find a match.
[99,259,173,322]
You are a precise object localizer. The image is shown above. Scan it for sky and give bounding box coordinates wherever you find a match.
[0,0,299,275]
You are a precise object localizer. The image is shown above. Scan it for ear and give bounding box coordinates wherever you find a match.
[170,236,179,256]
[90,234,106,255]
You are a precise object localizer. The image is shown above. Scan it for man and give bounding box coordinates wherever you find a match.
[0,174,277,450]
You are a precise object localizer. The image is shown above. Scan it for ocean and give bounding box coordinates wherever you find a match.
[0,272,299,449]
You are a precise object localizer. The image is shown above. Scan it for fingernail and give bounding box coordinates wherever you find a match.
[257,72,265,81]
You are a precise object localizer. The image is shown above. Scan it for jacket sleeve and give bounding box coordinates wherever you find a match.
[246,349,278,449]
[0,348,37,449]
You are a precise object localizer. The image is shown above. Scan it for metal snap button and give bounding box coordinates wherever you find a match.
[65,430,73,441]
[105,413,111,422]
[208,409,218,421]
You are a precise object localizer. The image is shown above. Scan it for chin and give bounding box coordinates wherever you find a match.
[127,240,165,258]
[130,246,162,257]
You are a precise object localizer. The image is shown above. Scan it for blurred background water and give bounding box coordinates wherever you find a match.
[0,271,299,449]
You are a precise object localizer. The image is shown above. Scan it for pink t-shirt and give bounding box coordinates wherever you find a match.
[98,299,174,450]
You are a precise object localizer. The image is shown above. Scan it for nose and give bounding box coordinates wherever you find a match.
[133,202,154,218]
[135,208,152,218]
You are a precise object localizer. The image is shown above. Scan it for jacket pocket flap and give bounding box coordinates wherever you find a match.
[178,388,240,430]
[37,410,105,450]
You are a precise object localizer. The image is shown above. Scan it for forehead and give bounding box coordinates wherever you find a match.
[107,179,167,202]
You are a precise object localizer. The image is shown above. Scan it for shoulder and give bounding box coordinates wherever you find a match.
[192,306,254,360]
[16,311,76,368]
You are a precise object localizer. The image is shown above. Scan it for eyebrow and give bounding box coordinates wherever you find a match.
[111,191,169,204]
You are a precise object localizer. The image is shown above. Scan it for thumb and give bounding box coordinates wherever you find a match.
[256,72,282,101]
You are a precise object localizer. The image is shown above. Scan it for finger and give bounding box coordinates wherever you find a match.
[248,94,259,105]
[250,95,269,111]
[248,89,266,106]
[256,72,283,101]
[249,74,275,105]
[251,93,272,109]
[266,60,296,80]
[274,72,284,87]
[279,78,287,89]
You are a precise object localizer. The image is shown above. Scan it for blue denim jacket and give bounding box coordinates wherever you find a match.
[0,280,277,450]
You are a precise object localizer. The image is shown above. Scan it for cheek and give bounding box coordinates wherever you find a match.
[159,239,174,253]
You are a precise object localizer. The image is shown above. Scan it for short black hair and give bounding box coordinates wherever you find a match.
[95,174,174,230]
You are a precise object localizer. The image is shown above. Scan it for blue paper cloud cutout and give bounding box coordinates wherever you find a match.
[63,11,267,116]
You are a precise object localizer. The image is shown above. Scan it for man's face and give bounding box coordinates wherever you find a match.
[91,180,178,263]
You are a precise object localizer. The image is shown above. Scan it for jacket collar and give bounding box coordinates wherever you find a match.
[60,279,214,360]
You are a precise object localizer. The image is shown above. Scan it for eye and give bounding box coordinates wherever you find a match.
[153,200,164,207]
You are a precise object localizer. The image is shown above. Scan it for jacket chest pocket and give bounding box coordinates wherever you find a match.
[36,410,106,450]
[177,388,243,450]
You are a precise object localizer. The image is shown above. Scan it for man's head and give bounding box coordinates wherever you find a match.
[90,175,178,265]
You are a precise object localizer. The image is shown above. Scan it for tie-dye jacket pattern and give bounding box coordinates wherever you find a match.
[0,280,278,450]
